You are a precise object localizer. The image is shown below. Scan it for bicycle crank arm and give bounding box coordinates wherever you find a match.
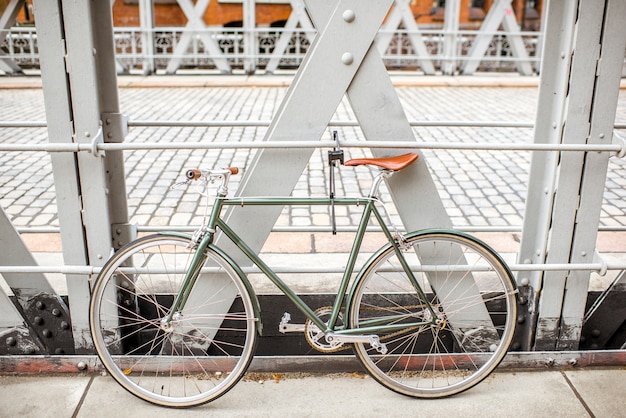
[279,323,306,333]
[278,312,305,333]
[324,333,388,355]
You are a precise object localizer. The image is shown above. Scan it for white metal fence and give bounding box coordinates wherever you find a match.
[3,25,543,73]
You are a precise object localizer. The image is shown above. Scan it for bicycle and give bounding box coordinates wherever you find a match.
[89,148,518,408]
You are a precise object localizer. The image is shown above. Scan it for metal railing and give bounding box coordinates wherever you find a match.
[1,120,626,277]
[3,25,543,73]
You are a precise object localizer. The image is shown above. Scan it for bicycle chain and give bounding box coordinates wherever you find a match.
[304,305,433,353]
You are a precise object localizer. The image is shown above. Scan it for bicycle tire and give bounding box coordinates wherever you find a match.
[349,230,517,398]
[89,234,258,408]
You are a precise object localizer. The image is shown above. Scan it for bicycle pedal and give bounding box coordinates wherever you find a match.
[369,335,388,355]
[278,312,305,333]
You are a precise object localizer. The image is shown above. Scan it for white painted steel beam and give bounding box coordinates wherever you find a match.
[534,1,605,351]
[0,207,55,299]
[215,0,493,332]
[33,0,131,351]
[557,0,626,350]
[33,0,92,352]
[441,0,460,75]
[461,0,533,75]
[0,0,25,75]
[243,0,257,74]
[139,0,156,74]
[518,0,626,351]
[165,0,231,74]
[376,0,435,75]
[265,0,315,74]
[516,1,577,351]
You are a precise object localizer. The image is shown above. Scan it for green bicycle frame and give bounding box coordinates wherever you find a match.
[166,191,437,336]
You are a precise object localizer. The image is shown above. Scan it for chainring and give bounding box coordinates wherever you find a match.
[304,307,346,353]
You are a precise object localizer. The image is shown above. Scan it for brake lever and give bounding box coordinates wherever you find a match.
[170,179,192,191]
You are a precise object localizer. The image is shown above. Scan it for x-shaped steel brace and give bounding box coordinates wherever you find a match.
[462,0,532,75]
[377,0,435,75]
[166,0,231,74]
[265,0,315,74]
[230,0,450,235]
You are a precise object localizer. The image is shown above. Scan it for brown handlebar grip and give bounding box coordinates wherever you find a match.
[186,169,202,180]
[227,167,239,175]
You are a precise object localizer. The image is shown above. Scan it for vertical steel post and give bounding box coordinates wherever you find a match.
[556,0,626,350]
[33,0,130,351]
[33,0,92,352]
[243,0,257,74]
[442,0,460,75]
[515,0,576,351]
[139,0,156,75]
[517,0,625,350]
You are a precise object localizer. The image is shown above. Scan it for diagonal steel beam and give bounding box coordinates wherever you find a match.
[0,0,25,74]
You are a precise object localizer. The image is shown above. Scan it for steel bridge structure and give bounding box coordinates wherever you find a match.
[0,0,626,370]
[2,0,557,76]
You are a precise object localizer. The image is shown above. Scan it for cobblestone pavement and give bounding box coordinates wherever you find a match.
[1,78,625,232]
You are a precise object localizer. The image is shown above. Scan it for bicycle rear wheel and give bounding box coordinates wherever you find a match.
[349,230,517,398]
[89,234,258,408]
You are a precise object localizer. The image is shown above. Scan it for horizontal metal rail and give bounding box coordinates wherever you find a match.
[0,140,623,153]
[0,260,624,276]
[15,224,626,235]
[0,119,537,128]
[6,225,528,239]
[5,121,626,129]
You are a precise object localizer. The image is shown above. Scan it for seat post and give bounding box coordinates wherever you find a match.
[368,170,392,198]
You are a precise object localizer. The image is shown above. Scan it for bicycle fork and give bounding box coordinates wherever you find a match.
[161,234,211,327]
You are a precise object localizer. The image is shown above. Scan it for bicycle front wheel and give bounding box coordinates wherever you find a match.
[89,234,258,408]
[349,230,517,398]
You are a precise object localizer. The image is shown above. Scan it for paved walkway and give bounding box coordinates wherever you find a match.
[0,74,625,234]
[1,368,625,417]
[1,75,626,416]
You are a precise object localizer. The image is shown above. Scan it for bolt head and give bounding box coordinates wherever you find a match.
[342,9,356,23]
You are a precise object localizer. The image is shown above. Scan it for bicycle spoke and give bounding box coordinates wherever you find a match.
[90,235,257,407]
[350,231,516,398]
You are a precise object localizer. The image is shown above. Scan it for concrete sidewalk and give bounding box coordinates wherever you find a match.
[1,367,624,417]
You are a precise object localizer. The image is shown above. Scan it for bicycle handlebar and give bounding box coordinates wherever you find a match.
[185,167,239,180]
